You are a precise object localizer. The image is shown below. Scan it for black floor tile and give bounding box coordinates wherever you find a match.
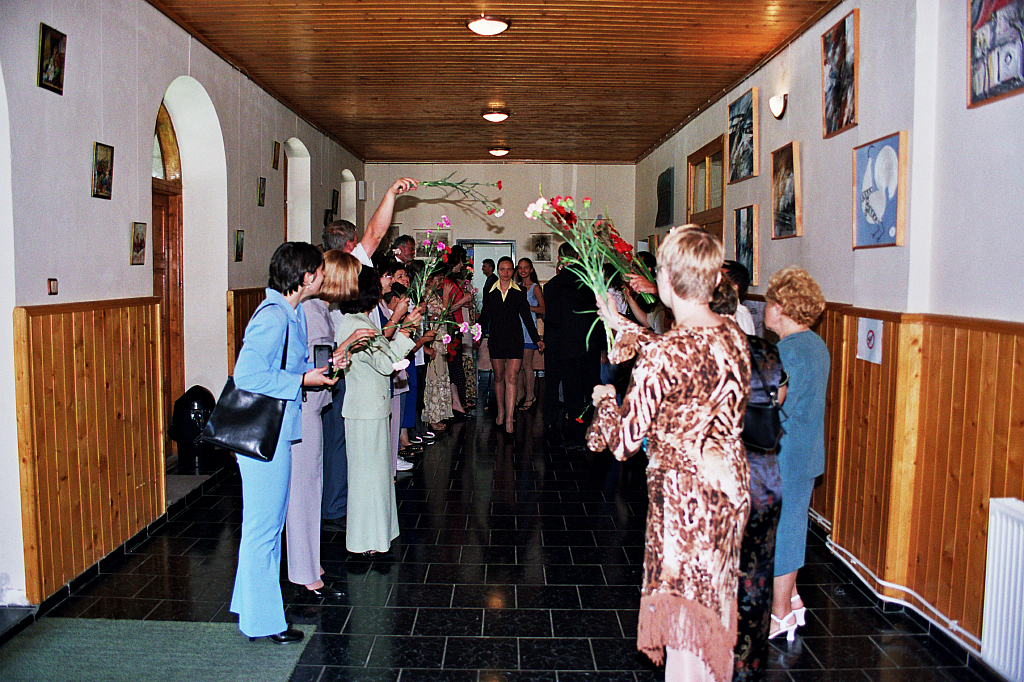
[12,378,986,682]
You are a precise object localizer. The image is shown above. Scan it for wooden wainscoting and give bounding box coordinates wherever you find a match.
[226,288,266,374]
[808,304,1024,648]
[14,298,165,604]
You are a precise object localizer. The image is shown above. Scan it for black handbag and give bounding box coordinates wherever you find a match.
[200,309,289,461]
[742,350,785,453]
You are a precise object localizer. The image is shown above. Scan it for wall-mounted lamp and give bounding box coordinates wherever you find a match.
[769,94,788,120]
[467,16,509,36]
[47,278,58,295]
[489,146,510,157]
[482,107,509,122]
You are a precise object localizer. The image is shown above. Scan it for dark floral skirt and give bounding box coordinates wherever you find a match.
[733,451,782,682]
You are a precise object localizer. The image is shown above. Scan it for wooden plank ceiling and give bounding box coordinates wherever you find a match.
[148,0,841,163]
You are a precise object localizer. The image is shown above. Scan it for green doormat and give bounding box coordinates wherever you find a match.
[0,619,314,682]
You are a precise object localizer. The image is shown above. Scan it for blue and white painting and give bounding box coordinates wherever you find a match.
[853,131,906,248]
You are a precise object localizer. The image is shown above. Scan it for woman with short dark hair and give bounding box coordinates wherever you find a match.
[231,242,350,643]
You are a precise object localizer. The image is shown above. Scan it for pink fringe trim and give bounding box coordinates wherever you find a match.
[636,593,738,682]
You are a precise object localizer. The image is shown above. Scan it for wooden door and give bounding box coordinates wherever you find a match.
[152,178,184,456]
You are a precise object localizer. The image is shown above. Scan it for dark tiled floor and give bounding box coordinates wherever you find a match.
[2,384,1009,682]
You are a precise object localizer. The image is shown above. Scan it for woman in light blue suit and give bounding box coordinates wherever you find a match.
[229,242,352,643]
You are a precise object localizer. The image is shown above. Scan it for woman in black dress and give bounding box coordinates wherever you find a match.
[478,256,543,433]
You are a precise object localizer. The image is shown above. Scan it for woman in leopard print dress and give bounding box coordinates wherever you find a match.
[588,227,751,682]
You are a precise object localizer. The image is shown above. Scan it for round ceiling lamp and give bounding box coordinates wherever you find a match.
[489,146,510,157]
[482,108,509,123]
[467,16,509,36]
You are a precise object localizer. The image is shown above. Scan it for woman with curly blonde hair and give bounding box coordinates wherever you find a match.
[763,266,829,642]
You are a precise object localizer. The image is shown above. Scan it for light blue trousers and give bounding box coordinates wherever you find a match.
[230,442,292,637]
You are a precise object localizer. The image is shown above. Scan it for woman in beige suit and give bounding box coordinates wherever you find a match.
[333,264,419,556]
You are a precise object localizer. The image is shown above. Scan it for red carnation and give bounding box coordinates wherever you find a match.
[488,208,495,215]
[496,181,502,190]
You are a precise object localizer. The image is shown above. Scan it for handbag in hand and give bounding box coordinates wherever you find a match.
[742,349,785,453]
[200,310,289,461]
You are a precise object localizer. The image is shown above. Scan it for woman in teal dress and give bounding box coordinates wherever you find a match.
[332,264,419,556]
[763,266,829,641]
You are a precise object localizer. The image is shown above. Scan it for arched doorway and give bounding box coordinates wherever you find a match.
[160,77,229,402]
[152,103,184,458]
[284,137,311,242]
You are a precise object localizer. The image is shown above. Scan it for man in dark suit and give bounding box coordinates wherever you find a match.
[542,242,604,449]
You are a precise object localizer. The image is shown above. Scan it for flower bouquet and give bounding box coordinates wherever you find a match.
[406,216,454,306]
[419,172,504,217]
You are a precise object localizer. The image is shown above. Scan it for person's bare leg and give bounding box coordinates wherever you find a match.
[522,349,536,406]
[515,356,527,403]
[664,647,714,682]
[504,359,522,432]
[492,359,507,425]
[450,383,464,413]
[771,570,798,635]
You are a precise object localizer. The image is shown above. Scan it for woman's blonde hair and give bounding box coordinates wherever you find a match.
[765,266,826,326]
[657,225,724,302]
[319,250,361,303]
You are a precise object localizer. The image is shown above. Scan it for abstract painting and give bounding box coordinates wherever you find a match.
[853,131,907,248]
[728,88,758,183]
[969,0,1024,107]
[771,142,801,239]
[821,9,859,138]
[734,205,759,285]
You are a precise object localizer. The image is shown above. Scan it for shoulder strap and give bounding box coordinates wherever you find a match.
[252,302,291,371]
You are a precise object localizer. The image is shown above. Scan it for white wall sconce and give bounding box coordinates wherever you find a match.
[357,180,366,201]
[47,278,58,295]
[769,94,788,119]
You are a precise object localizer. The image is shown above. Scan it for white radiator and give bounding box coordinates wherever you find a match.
[982,497,1024,682]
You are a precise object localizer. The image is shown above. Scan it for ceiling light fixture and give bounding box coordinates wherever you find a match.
[482,108,509,122]
[467,16,509,36]
[489,146,510,157]
[769,93,788,119]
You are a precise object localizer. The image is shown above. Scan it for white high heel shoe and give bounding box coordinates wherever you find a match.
[770,612,798,642]
[791,594,807,627]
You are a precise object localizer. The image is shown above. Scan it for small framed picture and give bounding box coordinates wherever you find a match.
[271,141,281,170]
[256,177,266,206]
[37,23,66,95]
[234,230,245,262]
[414,230,450,258]
[331,188,339,214]
[323,209,334,226]
[531,233,553,263]
[733,205,759,285]
[130,222,147,266]
[821,9,859,138]
[771,141,801,239]
[92,142,114,199]
[728,88,758,183]
[853,131,908,249]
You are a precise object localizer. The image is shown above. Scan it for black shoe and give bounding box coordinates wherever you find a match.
[322,517,346,532]
[251,627,303,643]
[451,410,469,422]
[304,584,345,600]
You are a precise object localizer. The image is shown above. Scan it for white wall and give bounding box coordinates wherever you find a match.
[365,163,635,283]
[0,55,27,606]
[637,0,1024,323]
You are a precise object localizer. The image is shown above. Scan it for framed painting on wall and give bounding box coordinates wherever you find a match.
[37,23,66,95]
[734,205,759,285]
[130,222,146,265]
[235,230,245,262]
[272,141,281,170]
[91,143,114,199]
[771,141,801,239]
[415,230,450,258]
[968,0,1024,107]
[728,88,758,183]
[655,168,673,227]
[331,189,340,214]
[531,233,553,263]
[821,9,859,138]
[853,131,908,249]
[256,177,266,206]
